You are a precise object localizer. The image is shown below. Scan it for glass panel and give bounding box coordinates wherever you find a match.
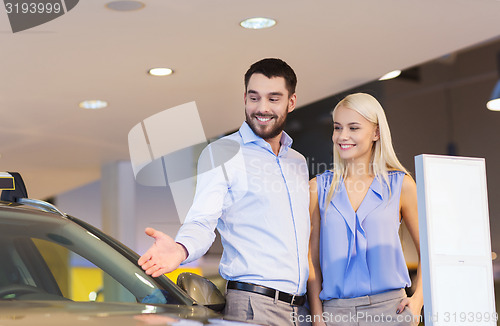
[0,210,188,305]
[34,238,136,302]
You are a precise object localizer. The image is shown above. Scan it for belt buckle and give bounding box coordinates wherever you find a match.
[290,294,296,305]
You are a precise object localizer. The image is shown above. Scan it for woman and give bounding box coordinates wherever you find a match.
[307,93,423,326]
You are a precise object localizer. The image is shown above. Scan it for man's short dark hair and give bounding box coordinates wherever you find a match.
[244,58,297,97]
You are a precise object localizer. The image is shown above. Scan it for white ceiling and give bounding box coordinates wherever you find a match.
[1,0,500,199]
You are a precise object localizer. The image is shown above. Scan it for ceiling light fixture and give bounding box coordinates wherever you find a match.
[148,68,173,76]
[240,17,276,30]
[378,70,401,81]
[79,100,108,110]
[105,1,145,11]
[487,82,500,111]
[487,52,500,111]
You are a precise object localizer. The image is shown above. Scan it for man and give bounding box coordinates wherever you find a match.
[139,58,310,326]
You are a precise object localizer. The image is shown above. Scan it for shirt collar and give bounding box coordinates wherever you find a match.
[370,176,384,199]
[239,121,293,149]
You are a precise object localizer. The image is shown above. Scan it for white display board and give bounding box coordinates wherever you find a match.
[415,154,496,325]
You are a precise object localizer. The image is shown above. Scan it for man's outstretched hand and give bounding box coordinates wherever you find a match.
[138,227,188,277]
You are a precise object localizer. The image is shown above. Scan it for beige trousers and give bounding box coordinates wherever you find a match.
[322,289,418,326]
[224,289,312,326]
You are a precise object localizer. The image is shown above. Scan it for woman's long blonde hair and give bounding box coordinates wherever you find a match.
[325,93,409,207]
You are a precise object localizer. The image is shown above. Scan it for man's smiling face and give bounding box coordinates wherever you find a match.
[244,73,296,140]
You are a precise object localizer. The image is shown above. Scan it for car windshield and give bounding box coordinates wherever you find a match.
[0,204,192,306]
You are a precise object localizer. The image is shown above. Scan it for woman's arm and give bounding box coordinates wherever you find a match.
[307,177,326,325]
[397,174,424,323]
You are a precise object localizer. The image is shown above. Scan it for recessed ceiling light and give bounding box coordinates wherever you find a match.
[106,1,145,11]
[487,98,500,111]
[79,100,108,110]
[148,68,173,76]
[378,70,401,81]
[487,80,500,111]
[240,17,276,30]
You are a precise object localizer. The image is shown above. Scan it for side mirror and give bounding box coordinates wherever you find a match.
[177,272,225,312]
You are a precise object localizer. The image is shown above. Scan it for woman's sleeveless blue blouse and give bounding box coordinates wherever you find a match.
[317,170,411,300]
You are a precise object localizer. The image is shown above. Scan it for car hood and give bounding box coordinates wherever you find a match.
[0,300,250,325]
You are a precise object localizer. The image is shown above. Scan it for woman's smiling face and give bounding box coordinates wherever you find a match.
[332,105,379,164]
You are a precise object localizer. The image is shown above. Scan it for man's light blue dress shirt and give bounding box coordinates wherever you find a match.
[175,122,310,295]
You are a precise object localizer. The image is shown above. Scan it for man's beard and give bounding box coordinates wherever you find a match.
[245,107,288,140]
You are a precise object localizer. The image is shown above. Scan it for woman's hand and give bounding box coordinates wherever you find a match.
[312,318,327,326]
[396,295,423,325]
